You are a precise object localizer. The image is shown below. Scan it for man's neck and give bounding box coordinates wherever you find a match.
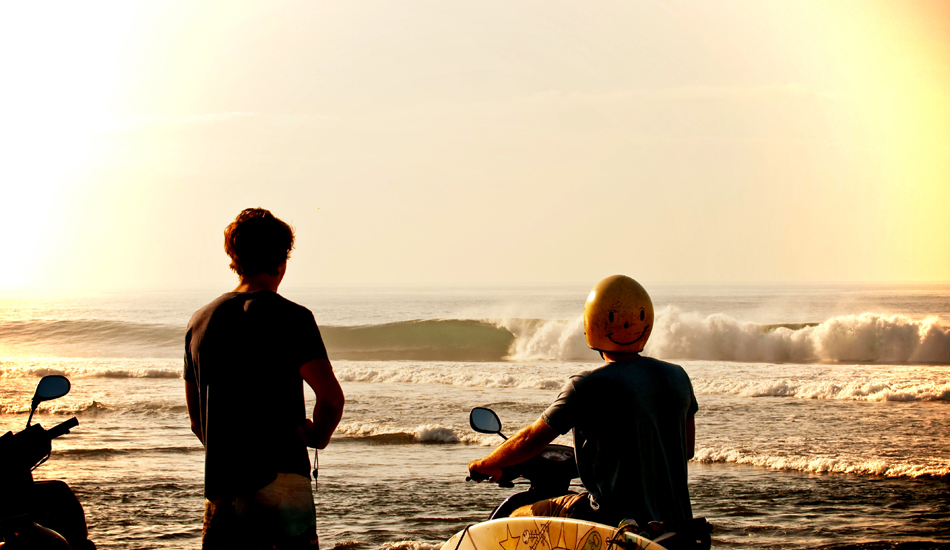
[234,273,282,293]
[602,351,641,363]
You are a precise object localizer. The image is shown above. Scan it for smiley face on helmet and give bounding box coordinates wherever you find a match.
[584,275,654,353]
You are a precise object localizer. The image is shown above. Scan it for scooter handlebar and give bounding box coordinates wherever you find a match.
[466,469,491,482]
[47,417,79,439]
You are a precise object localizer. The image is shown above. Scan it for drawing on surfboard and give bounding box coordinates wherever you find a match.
[440,517,666,550]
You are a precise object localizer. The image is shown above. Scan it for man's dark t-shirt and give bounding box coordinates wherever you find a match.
[184,291,329,500]
[542,356,698,525]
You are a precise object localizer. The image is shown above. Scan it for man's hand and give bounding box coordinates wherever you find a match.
[468,459,501,482]
[467,417,559,483]
[297,418,317,447]
[184,380,204,444]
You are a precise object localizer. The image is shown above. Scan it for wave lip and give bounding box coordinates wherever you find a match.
[0,319,182,358]
[693,446,949,479]
[321,320,514,361]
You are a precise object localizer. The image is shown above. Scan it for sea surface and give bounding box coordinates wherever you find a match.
[1,284,948,549]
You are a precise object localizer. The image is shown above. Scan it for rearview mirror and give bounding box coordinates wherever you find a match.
[28,375,71,426]
[34,375,71,402]
[470,407,504,437]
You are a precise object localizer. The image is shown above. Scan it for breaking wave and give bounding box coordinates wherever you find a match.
[503,309,950,364]
[2,309,948,364]
[693,446,950,479]
[648,308,950,364]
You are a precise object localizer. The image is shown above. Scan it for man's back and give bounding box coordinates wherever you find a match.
[543,356,697,525]
[185,290,328,499]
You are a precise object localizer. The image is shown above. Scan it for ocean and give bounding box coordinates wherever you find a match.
[1,284,948,549]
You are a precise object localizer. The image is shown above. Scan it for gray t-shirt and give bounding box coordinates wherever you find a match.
[541,356,698,525]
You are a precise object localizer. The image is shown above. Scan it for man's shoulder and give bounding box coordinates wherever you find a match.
[265,293,315,324]
[639,355,686,371]
[274,294,313,314]
[189,292,311,322]
[582,356,689,381]
[187,292,240,328]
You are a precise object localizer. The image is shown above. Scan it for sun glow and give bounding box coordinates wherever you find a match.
[0,1,948,289]
[0,3,142,288]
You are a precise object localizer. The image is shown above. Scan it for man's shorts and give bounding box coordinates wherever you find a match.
[510,492,624,526]
[202,473,318,550]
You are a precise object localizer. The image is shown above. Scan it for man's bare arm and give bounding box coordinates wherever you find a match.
[468,417,559,481]
[300,358,345,449]
[686,415,695,460]
[184,380,204,444]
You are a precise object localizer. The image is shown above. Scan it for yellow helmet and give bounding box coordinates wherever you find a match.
[584,275,654,353]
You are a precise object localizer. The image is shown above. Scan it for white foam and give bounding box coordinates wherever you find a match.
[334,422,489,444]
[0,399,122,416]
[653,309,950,363]
[500,309,950,364]
[0,358,182,379]
[0,403,30,415]
[692,377,950,402]
[499,317,597,361]
[415,425,460,443]
[693,445,949,478]
[314,361,950,403]
[334,363,569,391]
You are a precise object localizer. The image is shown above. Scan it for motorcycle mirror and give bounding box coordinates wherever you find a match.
[470,407,507,439]
[27,375,71,427]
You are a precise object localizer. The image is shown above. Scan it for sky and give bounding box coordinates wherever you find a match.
[1,0,948,291]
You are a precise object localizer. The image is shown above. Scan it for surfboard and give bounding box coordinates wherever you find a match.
[440,517,667,550]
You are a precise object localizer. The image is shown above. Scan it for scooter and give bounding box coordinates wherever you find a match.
[462,407,711,550]
[0,375,96,550]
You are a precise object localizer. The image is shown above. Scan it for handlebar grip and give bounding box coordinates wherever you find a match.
[467,469,491,482]
[47,417,79,439]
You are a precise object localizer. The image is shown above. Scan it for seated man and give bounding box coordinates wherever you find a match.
[469,275,697,530]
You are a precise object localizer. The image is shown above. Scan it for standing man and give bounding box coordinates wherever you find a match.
[469,275,699,533]
[185,208,345,549]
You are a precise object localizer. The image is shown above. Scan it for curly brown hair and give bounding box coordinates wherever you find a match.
[224,208,295,277]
